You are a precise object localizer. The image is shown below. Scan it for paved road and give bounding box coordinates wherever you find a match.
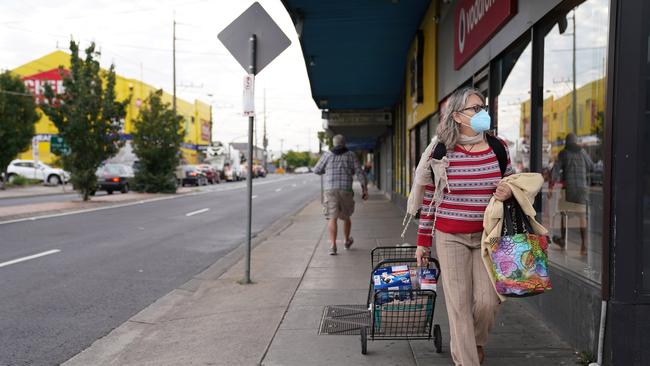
[0,174,321,366]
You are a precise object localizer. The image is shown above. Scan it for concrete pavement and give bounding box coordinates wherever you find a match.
[62,185,579,366]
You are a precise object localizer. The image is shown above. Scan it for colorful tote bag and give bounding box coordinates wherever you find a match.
[488,199,552,297]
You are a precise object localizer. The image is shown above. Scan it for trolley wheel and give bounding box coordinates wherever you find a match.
[434,324,442,353]
[360,326,368,355]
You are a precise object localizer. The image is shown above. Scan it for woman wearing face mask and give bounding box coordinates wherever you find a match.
[414,87,513,365]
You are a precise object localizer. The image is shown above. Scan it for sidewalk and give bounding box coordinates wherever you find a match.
[0,183,74,200]
[0,187,196,222]
[63,185,578,366]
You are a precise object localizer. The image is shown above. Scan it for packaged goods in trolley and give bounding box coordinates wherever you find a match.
[361,247,443,355]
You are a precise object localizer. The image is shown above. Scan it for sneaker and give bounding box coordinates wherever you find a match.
[329,246,337,255]
[344,237,354,250]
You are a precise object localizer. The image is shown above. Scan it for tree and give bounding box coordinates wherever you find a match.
[317,131,333,150]
[283,150,311,169]
[132,89,183,193]
[0,71,40,189]
[41,41,129,201]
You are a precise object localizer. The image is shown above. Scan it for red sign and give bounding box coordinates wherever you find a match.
[22,68,69,104]
[201,119,211,141]
[454,0,517,70]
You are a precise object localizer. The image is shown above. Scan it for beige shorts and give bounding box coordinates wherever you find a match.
[323,189,355,220]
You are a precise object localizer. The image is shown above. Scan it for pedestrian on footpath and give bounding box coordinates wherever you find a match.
[313,134,368,255]
[410,87,514,365]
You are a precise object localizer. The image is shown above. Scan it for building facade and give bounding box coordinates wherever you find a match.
[11,51,212,165]
[284,0,650,363]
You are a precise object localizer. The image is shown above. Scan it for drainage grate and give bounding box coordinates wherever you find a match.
[318,305,370,335]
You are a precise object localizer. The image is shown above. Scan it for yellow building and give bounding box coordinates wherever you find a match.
[520,77,606,160]
[399,1,438,194]
[11,51,212,165]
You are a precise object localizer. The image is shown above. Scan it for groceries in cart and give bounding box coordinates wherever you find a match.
[371,264,438,305]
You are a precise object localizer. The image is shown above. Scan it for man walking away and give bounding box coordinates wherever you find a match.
[313,135,368,255]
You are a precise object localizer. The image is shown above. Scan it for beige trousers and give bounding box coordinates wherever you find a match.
[435,230,500,366]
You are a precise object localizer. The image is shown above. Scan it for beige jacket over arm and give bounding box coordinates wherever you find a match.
[481,173,548,302]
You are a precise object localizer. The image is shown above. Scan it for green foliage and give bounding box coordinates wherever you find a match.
[132,89,183,193]
[317,131,332,150]
[0,71,40,189]
[283,150,312,169]
[7,175,41,186]
[575,351,595,366]
[41,41,128,201]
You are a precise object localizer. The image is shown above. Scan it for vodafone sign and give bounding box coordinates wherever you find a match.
[454,0,517,70]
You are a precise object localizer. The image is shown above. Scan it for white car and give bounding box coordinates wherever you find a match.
[294,166,310,174]
[6,160,70,185]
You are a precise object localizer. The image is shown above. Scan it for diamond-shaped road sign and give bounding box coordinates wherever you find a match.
[218,2,291,75]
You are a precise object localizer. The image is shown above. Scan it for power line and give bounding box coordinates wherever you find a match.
[0,89,35,97]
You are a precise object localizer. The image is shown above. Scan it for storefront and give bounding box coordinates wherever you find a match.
[435,0,650,363]
[12,51,212,165]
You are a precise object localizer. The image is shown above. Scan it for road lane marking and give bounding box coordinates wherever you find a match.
[275,188,282,192]
[0,249,61,269]
[186,208,210,217]
[292,184,297,187]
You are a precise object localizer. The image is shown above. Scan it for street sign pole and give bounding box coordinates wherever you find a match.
[218,1,291,285]
[244,34,257,285]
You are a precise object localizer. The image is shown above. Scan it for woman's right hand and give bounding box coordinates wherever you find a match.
[415,246,430,267]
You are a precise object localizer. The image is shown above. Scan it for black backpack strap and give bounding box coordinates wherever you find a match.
[428,142,447,183]
[486,133,508,177]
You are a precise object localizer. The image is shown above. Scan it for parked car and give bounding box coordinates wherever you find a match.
[197,164,220,184]
[6,159,70,185]
[294,166,310,174]
[95,163,133,194]
[179,165,208,186]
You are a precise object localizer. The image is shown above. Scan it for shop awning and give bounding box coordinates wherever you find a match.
[282,0,430,110]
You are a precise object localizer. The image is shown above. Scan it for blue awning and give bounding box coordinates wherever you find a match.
[282,0,430,110]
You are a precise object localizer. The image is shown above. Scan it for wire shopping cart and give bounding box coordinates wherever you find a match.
[362,257,442,355]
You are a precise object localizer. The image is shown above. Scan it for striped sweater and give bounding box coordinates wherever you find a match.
[416,141,513,247]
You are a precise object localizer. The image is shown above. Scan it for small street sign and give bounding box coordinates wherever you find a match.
[243,74,255,116]
[32,138,39,162]
[50,135,70,155]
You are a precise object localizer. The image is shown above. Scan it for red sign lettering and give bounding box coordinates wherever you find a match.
[454,0,517,70]
[22,68,69,104]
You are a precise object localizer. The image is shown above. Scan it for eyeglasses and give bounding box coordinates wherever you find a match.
[459,105,488,114]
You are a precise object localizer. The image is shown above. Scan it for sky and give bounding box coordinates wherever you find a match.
[0,0,323,156]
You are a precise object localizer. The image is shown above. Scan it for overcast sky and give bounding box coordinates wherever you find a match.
[0,0,322,155]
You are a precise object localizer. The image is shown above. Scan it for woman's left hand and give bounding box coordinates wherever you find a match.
[494,182,513,201]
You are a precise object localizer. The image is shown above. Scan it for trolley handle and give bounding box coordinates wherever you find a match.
[372,257,441,281]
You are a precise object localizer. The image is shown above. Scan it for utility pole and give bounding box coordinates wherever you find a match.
[571,9,577,135]
[280,138,284,169]
[173,17,177,115]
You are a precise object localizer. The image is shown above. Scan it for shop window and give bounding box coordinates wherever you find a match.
[418,121,428,158]
[541,0,609,283]
[495,39,532,173]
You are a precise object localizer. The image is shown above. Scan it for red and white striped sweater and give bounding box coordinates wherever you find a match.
[416,141,513,247]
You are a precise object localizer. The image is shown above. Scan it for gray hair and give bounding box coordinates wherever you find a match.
[332,134,346,147]
[436,87,486,149]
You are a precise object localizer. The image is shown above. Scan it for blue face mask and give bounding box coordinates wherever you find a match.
[460,109,491,134]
